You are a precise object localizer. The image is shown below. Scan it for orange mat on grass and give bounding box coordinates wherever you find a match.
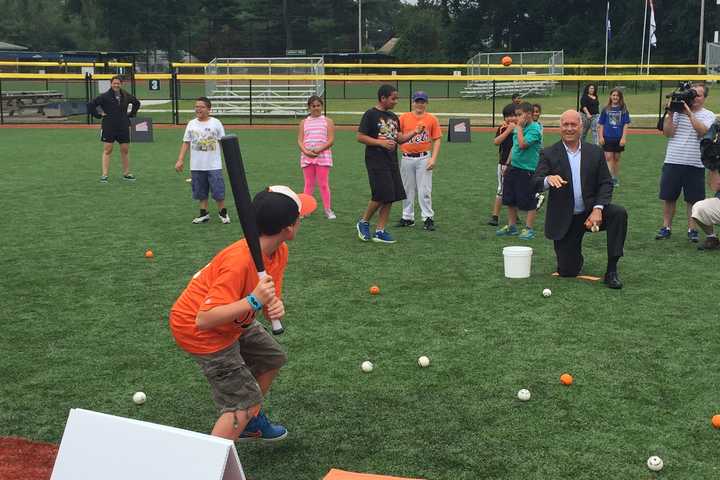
[323,468,425,480]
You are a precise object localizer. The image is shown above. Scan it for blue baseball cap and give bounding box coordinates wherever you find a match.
[412,91,429,102]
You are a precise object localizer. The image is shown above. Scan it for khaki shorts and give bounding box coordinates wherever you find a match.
[193,322,288,413]
[692,197,720,227]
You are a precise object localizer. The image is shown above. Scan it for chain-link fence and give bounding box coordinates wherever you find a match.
[2,71,719,129]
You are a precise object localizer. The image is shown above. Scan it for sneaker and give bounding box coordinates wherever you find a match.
[372,230,396,244]
[219,212,231,224]
[395,218,415,227]
[192,214,210,224]
[423,218,435,231]
[324,209,337,220]
[122,173,136,181]
[612,177,619,187]
[655,227,671,240]
[519,227,536,240]
[698,236,720,251]
[536,193,546,211]
[487,215,499,226]
[356,219,371,241]
[239,411,288,442]
[688,229,699,243]
[99,175,109,183]
[496,224,519,237]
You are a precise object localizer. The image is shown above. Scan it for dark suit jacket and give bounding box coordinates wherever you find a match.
[532,141,613,241]
[87,88,141,130]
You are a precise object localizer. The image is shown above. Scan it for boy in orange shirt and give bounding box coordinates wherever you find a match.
[396,91,442,231]
[169,186,315,442]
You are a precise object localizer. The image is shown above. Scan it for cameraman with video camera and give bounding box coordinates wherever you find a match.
[656,83,716,243]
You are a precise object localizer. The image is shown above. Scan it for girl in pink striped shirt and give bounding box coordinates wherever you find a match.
[298,95,336,219]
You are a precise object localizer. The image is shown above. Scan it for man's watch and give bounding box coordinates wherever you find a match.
[246,294,263,311]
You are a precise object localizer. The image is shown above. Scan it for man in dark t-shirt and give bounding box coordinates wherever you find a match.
[356,84,421,244]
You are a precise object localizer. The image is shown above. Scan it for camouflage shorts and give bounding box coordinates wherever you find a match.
[193,322,288,413]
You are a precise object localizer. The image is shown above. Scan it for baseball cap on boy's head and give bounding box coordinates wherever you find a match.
[252,186,317,235]
[412,91,429,102]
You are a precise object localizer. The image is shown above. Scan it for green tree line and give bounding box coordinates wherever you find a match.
[0,0,717,63]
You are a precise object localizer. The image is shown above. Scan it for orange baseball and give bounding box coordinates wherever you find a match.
[712,414,720,429]
[144,250,154,258]
[560,373,573,385]
[369,285,380,295]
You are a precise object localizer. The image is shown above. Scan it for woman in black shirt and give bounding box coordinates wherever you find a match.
[579,84,599,144]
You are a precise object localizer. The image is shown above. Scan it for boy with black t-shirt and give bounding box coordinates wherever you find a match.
[488,103,517,226]
[356,84,421,244]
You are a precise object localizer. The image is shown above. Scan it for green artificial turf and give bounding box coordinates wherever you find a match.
[0,127,719,479]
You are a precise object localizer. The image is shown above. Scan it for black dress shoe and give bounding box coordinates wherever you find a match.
[603,271,623,289]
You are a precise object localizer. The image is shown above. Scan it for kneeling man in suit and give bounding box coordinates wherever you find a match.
[532,110,628,289]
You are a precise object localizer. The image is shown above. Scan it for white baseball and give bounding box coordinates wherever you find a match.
[132,391,146,405]
[517,389,531,401]
[361,361,374,373]
[542,288,552,297]
[417,356,430,368]
[646,456,664,472]
[591,224,599,233]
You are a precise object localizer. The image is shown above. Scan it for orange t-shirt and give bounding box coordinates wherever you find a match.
[169,239,288,355]
[399,112,442,154]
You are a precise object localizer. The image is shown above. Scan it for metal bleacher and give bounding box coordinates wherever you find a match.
[461,50,564,99]
[206,57,324,117]
[209,83,318,116]
[460,77,560,99]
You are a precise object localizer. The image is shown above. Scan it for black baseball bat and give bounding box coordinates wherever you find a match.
[220,135,284,335]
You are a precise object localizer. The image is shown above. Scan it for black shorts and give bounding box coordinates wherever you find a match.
[502,167,536,211]
[658,163,706,203]
[366,161,406,203]
[101,127,130,144]
[602,139,625,152]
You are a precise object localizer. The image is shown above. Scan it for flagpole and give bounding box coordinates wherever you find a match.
[647,0,655,74]
[640,0,648,74]
[604,1,610,76]
[698,0,706,73]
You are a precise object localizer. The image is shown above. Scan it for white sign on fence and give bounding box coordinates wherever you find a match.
[50,408,245,480]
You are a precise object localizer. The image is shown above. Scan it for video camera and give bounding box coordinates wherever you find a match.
[666,82,698,113]
[700,121,720,171]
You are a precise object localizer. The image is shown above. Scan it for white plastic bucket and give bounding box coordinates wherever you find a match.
[503,246,533,278]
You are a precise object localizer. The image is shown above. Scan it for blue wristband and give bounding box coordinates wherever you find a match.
[246,294,263,311]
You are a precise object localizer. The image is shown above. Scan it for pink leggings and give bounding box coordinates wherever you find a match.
[302,165,331,210]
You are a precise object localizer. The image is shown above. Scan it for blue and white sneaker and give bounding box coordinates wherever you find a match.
[655,227,671,240]
[519,227,536,240]
[357,219,371,241]
[688,229,700,243]
[496,224,519,237]
[239,411,287,442]
[372,230,396,244]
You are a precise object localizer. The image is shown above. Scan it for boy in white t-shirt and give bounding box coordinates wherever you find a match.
[175,97,230,224]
